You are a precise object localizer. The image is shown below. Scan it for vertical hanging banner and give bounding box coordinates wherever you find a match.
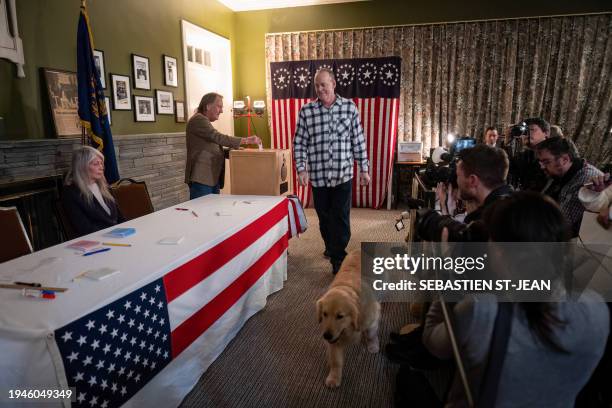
[77,4,120,183]
[270,57,401,209]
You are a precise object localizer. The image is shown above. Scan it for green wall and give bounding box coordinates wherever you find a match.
[233,0,611,146]
[0,0,235,140]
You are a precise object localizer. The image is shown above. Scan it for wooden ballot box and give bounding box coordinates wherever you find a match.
[230,149,292,196]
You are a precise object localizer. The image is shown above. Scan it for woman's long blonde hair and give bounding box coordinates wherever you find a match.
[65,146,115,205]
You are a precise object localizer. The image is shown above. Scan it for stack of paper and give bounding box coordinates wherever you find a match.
[66,240,100,252]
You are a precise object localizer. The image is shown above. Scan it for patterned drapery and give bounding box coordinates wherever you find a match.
[265,14,611,168]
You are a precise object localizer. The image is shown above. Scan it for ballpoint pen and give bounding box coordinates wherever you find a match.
[14,281,42,288]
[83,247,111,256]
[175,208,189,211]
[191,210,199,217]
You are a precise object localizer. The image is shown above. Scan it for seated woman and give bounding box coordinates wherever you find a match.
[62,146,124,236]
[422,192,609,407]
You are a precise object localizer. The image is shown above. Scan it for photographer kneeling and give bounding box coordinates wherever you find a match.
[418,192,609,407]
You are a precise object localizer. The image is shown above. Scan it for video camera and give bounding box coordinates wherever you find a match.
[420,136,476,189]
[509,121,529,139]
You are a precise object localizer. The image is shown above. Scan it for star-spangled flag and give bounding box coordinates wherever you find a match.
[54,199,290,408]
[55,280,171,408]
[270,57,401,209]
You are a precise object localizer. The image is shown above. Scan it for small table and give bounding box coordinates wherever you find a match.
[388,160,426,210]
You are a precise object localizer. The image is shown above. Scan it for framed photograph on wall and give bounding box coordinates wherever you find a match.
[131,54,150,90]
[93,49,106,88]
[156,90,174,115]
[134,96,155,122]
[163,55,178,87]
[42,68,81,137]
[110,73,132,110]
[175,100,185,123]
[187,45,194,62]
[104,96,111,125]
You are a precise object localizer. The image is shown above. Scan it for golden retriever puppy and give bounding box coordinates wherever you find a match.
[316,250,381,388]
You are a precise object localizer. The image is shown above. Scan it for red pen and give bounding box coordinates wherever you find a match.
[175,208,189,211]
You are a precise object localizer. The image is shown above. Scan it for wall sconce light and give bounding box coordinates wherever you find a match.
[253,100,265,115]
[233,100,246,115]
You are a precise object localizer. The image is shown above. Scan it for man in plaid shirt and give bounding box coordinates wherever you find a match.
[293,68,370,274]
[536,136,603,237]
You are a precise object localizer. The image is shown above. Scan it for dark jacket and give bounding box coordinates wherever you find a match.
[61,184,124,237]
[507,148,548,192]
[464,184,514,224]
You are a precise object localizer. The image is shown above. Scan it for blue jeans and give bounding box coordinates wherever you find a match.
[189,182,220,199]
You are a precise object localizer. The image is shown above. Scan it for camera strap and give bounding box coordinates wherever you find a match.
[478,302,514,407]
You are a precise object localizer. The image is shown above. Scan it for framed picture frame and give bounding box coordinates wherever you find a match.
[134,96,155,122]
[175,100,185,123]
[42,68,81,137]
[163,55,178,87]
[104,96,111,125]
[110,73,132,110]
[155,90,174,115]
[131,54,150,90]
[187,45,194,62]
[93,49,106,89]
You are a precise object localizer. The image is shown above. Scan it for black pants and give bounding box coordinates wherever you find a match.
[312,180,352,269]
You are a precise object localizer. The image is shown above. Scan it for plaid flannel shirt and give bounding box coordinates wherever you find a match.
[293,95,369,188]
[543,160,603,236]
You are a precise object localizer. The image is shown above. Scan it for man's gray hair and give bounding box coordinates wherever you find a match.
[315,67,336,82]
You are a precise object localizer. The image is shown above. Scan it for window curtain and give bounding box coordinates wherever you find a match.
[265,13,611,168]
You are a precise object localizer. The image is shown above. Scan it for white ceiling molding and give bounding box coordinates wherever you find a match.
[217,0,367,12]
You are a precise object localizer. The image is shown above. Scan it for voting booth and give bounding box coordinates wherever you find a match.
[230,149,291,196]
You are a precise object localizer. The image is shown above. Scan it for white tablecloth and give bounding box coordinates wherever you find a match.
[0,195,289,407]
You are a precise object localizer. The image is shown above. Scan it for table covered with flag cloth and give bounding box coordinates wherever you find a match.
[0,195,293,407]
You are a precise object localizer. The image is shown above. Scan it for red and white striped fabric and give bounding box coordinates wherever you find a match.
[270,57,401,209]
[165,199,289,356]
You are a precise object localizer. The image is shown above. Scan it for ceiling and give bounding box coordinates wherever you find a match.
[217,0,367,12]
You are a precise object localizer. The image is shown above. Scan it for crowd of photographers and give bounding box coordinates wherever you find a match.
[391,118,611,407]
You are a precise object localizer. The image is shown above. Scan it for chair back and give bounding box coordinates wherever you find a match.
[110,178,154,221]
[0,207,33,263]
[55,200,80,241]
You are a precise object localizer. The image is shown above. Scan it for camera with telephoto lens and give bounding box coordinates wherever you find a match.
[509,121,529,138]
[413,207,488,242]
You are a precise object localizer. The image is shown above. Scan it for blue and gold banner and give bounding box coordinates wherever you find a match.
[77,5,119,183]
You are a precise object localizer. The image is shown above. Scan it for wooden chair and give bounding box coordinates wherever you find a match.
[0,207,33,263]
[110,178,154,221]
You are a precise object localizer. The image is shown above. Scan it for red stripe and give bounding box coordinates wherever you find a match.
[163,199,288,302]
[170,234,288,357]
[272,100,279,149]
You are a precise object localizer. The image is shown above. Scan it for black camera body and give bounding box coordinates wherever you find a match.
[413,208,487,242]
[420,136,477,189]
[509,121,529,138]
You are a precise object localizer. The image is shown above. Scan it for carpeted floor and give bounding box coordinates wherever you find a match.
[180,208,413,408]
